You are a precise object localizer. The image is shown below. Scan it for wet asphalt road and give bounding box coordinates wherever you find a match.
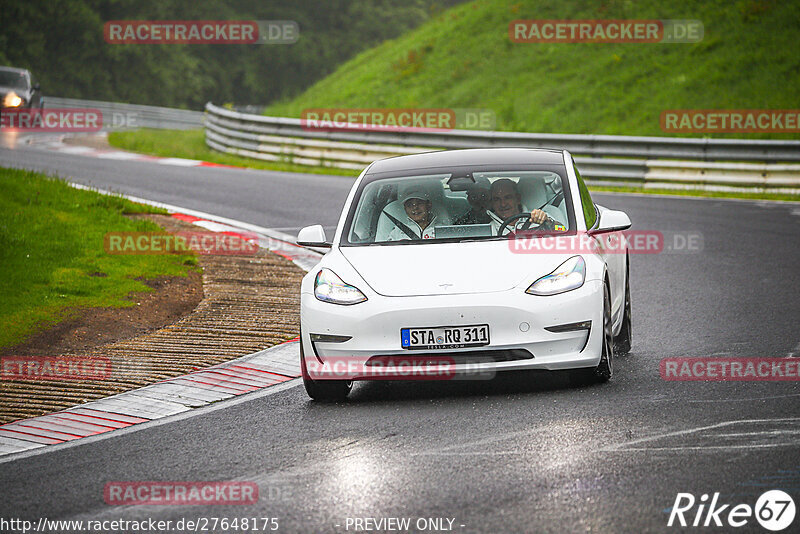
[1,141,799,533]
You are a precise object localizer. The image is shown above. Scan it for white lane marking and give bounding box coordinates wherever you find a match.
[192,220,243,233]
[686,393,800,403]
[156,157,204,166]
[55,146,95,154]
[0,378,302,465]
[601,417,800,452]
[613,443,797,452]
[420,443,800,455]
[23,133,203,166]
[713,430,800,438]
[409,427,549,456]
[94,151,146,160]
[67,182,306,246]
[263,226,313,233]
[66,185,323,272]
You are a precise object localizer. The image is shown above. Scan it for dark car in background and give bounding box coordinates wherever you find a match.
[0,67,43,109]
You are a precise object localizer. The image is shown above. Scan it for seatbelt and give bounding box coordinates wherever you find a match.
[382,211,420,240]
[487,209,503,225]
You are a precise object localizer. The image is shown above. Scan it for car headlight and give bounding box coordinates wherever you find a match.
[314,268,367,305]
[3,92,23,108]
[526,256,586,296]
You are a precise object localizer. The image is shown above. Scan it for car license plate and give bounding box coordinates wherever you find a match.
[401,324,489,350]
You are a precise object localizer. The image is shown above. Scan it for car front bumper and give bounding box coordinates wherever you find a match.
[300,279,604,380]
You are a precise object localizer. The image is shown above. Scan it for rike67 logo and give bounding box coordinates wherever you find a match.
[668,490,795,531]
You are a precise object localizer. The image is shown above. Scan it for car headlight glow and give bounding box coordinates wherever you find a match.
[526,256,586,296]
[3,92,23,108]
[314,268,367,305]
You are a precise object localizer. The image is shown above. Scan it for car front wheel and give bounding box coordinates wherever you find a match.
[614,257,632,354]
[300,330,352,401]
[571,282,614,385]
[593,282,614,382]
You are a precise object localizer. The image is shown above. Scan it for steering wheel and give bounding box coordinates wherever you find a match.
[497,213,539,236]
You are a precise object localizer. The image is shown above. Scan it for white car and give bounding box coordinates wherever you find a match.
[297,148,632,400]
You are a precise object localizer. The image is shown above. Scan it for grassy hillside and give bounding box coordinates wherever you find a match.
[265,0,800,138]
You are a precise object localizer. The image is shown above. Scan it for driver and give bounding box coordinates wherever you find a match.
[488,178,562,234]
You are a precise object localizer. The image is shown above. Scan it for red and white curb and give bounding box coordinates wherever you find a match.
[168,212,322,272]
[73,183,325,273]
[26,132,247,169]
[0,341,299,455]
[0,190,322,458]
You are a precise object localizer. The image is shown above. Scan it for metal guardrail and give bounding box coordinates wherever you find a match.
[204,103,800,162]
[46,97,204,130]
[204,103,800,192]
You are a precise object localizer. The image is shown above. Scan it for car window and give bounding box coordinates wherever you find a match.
[0,70,28,90]
[574,164,597,229]
[344,170,573,245]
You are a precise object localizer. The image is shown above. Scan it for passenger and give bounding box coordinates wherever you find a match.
[454,182,491,225]
[384,186,441,240]
[488,178,563,233]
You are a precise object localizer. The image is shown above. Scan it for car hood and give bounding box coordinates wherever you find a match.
[340,240,574,297]
[0,86,30,100]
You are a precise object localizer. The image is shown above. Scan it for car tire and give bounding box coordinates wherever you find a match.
[300,330,352,401]
[614,257,632,355]
[593,282,614,382]
[571,282,614,385]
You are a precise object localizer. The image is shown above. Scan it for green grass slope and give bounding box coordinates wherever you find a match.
[265,0,799,138]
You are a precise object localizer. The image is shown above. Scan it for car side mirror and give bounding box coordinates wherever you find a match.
[589,209,631,235]
[33,83,40,91]
[297,224,332,248]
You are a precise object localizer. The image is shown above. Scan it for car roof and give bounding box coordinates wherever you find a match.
[0,67,30,74]
[366,148,566,174]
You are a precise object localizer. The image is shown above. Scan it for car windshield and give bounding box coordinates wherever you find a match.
[344,169,573,245]
[0,70,28,90]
